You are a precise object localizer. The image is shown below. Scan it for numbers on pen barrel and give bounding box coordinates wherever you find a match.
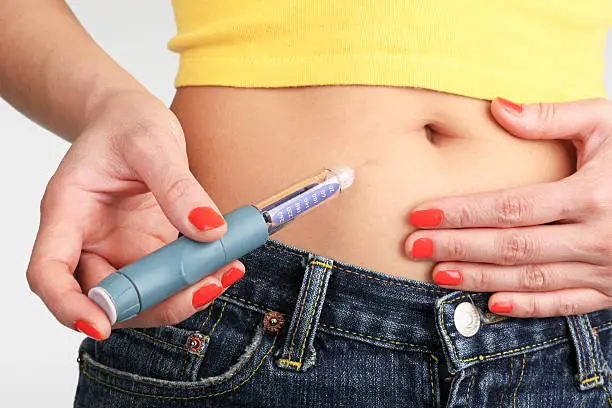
[270,182,340,225]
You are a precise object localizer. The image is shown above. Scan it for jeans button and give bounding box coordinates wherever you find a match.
[454,302,481,337]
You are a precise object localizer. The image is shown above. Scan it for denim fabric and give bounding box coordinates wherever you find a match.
[75,240,612,407]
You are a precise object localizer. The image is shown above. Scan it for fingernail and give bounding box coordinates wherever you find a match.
[411,238,434,258]
[410,209,443,227]
[221,267,245,288]
[75,320,104,341]
[188,207,225,231]
[192,283,223,309]
[490,301,513,314]
[497,97,523,115]
[434,270,462,285]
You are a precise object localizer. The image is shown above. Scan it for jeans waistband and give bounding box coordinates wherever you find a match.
[224,240,612,378]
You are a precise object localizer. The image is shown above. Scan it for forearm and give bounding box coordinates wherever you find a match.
[0,0,151,142]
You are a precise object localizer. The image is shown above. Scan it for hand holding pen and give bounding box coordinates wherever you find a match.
[25,92,245,341]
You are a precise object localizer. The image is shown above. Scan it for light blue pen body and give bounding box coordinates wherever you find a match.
[89,167,354,324]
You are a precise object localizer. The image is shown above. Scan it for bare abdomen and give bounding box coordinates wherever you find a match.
[171,86,574,281]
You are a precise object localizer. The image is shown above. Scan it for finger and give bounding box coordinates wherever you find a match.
[406,224,597,265]
[431,262,604,293]
[112,261,245,328]
[85,228,169,269]
[27,186,112,340]
[409,179,580,229]
[123,133,227,242]
[491,97,612,143]
[487,288,612,318]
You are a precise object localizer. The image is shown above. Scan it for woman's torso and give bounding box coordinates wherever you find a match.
[171,86,574,282]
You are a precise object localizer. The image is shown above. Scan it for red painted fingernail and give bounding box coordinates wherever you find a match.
[411,238,434,258]
[221,267,245,288]
[434,270,462,285]
[75,320,103,341]
[188,207,225,231]
[192,284,223,309]
[410,209,443,227]
[490,302,513,314]
[497,97,523,114]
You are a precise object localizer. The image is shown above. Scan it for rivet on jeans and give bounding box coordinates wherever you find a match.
[185,333,208,353]
[264,311,286,333]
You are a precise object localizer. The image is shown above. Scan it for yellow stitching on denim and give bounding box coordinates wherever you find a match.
[82,332,257,392]
[209,302,227,337]
[466,368,476,406]
[277,358,302,368]
[127,329,204,357]
[297,263,330,364]
[601,384,612,407]
[81,335,278,400]
[513,354,526,408]
[198,303,214,331]
[573,315,588,376]
[428,355,436,404]
[498,357,514,408]
[439,297,564,363]
[264,241,447,295]
[287,264,316,361]
[581,376,601,385]
[179,356,190,379]
[430,354,439,363]
[264,242,306,261]
[334,265,447,295]
[309,260,333,269]
[472,338,563,363]
[221,294,273,312]
[319,323,433,351]
[594,321,612,331]
[581,314,600,380]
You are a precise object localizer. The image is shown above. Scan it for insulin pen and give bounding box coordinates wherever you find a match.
[89,167,355,324]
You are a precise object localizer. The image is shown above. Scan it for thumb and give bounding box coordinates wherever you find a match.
[491,97,611,143]
[126,137,227,242]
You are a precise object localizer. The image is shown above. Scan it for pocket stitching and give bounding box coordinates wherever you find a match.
[81,333,279,400]
[127,329,205,357]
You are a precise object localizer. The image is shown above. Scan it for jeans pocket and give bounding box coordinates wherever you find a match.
[78,300,280,400]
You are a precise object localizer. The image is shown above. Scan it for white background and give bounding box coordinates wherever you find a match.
[0,2,611,406]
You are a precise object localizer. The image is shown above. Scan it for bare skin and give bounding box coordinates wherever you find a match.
[5,1,607,340]
[172,86,575,281]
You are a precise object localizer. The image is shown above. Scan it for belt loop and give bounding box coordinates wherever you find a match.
[566,314,605,390]
[275,253,333,372]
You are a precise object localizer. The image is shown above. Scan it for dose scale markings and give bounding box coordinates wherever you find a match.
[270,182,340,224]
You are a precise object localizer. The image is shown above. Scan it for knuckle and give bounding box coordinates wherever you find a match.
[582,184,612,214]
[157,306,189,327]
[535,102,557,127]
[498,230,537,265]
[594,97,612,119]
[164,176,196,204]
[520,264,549,290]
[26,267,42,297]
[456,207,477,227]
[524,296,539,318]
[447,235,469,259]
[558,297,579,316]
[579,234,612,260]
[474,267,492,289]
[494,194,532,225]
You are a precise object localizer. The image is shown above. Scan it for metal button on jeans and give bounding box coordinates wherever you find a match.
[454,302,481,337]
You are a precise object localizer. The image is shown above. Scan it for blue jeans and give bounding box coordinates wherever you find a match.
[75,240,612,407]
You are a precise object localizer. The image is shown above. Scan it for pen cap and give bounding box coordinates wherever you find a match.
[88,273,140,324]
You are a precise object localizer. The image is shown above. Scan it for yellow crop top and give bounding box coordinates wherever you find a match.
[168,0,612,103]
